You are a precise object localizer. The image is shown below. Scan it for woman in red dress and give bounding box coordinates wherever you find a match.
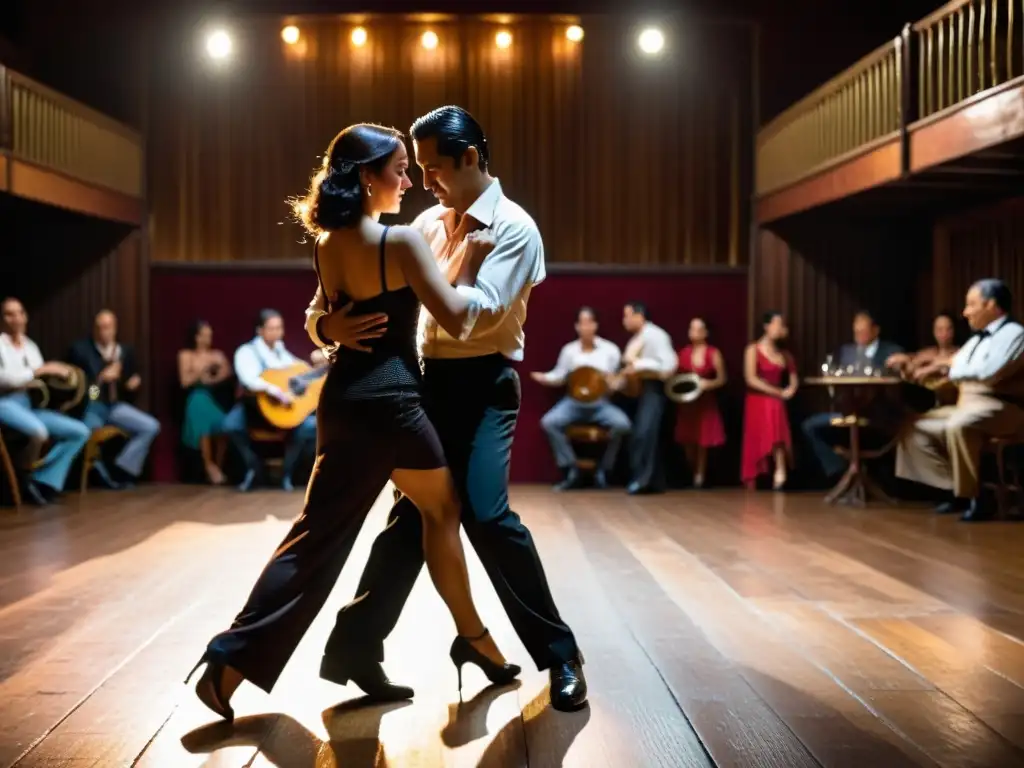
[742,311,798,489]
[674,317,727,488]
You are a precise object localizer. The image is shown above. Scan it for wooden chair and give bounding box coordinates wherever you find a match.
[80,426,128,498]
[982,437,1023,520]
[0,430,22,513]
[564,425,611,474]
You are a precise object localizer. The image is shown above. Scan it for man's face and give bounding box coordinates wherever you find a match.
[94,311,117,345]
[622,306,643,333]
[852,315,878,347]
[963,286,1000,330]
[576,311,598,341]
[260,315,284,345]
[2,299,27,335]
[413,136,475,212]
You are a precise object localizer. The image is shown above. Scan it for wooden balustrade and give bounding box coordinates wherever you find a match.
[757,39,905,196]
[0,65,142,198]
[913,0,1023,120]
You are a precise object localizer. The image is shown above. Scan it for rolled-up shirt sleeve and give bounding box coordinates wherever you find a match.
[632,329,678,378]
[234,345,274,394]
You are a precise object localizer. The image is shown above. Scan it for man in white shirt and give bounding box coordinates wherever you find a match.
[222,309,318,492]
[307,107,586,712]
[617,301,677,494]
[0,297,90,505]
[531,306,631,490]
[897,279,1024,522]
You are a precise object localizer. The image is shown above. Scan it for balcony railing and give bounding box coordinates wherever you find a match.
[758,0,1024,197]
[0,64,143,199]
[757,39,905,196]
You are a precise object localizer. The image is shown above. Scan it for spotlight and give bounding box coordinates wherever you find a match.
[566,25,584,43]
[637,27,665,55]
[421,30,439,49]
[495,30,512,49]
[206,30,232,60]
[351,26,367,47]
[281,25,300,45]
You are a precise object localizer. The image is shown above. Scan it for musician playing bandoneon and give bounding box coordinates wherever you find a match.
[531,306,631,491]
[222,308,319,492]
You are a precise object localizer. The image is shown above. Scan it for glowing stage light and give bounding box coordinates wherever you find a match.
[281,25,300,45]
[495,30,512,49]
[566,25,584,42]
[351,26,367,46]
[206,30,232,60]
[638,27,665,55]
[421,30,439,50]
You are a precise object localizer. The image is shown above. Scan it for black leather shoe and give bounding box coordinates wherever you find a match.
[935,497,970,515]
[554,468,583,492]
[626,482,662,495]
[593,470,608,489]
[21,480,49,506]
[960,498,995,523]
[238,468,258,493]
[319,656,414,702]
[549,659,587,711]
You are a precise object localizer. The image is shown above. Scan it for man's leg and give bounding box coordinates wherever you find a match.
[222,403,260,490]
[800,411,846,479]
[540,397,586,489]
[945,401,1024,518]
[107,403,161,479]
[629,382,666,492]
[592,400,631,475]
[0,394,50,502]
[281,413,317,490]
[31,410,90,493]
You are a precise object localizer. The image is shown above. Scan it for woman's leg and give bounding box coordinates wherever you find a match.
[695,445,707,487]
[199,436,225,484]
[391,466,507,666]
[772,444,788,488]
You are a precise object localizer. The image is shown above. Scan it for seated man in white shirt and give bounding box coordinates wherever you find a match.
[616,301,678,494]
[896,278,1024,522]
[222,309,318,492]
[531,306,631,490]
[0,297,90,505]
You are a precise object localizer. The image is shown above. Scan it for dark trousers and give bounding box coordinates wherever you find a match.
[629,381,667,490]
[801,411,847,478]
[324,354,580,672]
[205,397,421,693]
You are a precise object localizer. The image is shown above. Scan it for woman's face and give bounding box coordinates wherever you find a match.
[765,314,787,340]
[933,315,954,347]
[195,323,212,350]
[689,318,708,344]
[367,143,414,215]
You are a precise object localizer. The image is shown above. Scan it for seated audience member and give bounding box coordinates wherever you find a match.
[673,316,727,488]
[886,311,961,382]
[179,319,232,485]
[801,310,903,480]
[532,306,631,490]
[223,309,318,492]
[0,298,90,505]
[741,311,798,490]
[896,279,1024,522]
[614,301,677,494]
[68,309,160,488]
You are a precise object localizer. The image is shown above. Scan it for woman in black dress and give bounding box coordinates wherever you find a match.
[186,124,518,721]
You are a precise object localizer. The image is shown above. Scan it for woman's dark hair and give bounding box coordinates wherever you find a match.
[690,315,712,337]
[761,310,783,327]
[933,309,965,345]
[410,106,489,171]
[293,123,405,235]
[187,318,211,349]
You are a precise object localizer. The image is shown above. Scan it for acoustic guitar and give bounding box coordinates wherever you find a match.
[566,366,609,403]
[256,363,329,430]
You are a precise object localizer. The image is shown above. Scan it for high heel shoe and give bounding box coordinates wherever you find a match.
[449,628,521,693]
[185,653,235,723]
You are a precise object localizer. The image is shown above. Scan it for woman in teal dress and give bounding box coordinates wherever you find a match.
[179,319,232,484]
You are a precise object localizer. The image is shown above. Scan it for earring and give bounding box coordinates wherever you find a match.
[366,184,372,197]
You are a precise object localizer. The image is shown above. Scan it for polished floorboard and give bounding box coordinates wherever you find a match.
[1,484,1024,767]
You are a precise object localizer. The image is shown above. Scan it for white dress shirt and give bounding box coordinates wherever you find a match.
[539,337,622,385]
[949,317,1024,384]
[234,337,301,394]
[306,179,544,362]
[623,321,677,379]
[0,333,44,391]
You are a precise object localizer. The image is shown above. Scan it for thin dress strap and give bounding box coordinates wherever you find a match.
[379,225,392,292]
[313,236,329,310]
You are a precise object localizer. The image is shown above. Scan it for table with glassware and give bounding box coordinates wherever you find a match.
[804,357,903,506]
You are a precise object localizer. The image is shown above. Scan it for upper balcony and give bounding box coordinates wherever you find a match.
[756,0,1024,224]
[0,64,144,225]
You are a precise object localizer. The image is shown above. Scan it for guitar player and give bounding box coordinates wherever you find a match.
[222,309,320,492]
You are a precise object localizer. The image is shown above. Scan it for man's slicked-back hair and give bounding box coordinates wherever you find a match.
[972,277,1013,313]
[410,106,489,171]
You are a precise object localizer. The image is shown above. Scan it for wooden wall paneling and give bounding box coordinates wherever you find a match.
[146,14,754,267]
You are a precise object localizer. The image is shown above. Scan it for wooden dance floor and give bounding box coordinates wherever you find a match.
[2,486,1024,767]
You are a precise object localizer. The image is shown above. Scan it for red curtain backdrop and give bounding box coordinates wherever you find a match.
[149,266,748,484]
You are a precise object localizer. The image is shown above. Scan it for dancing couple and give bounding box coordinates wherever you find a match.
[187,106,588,719]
